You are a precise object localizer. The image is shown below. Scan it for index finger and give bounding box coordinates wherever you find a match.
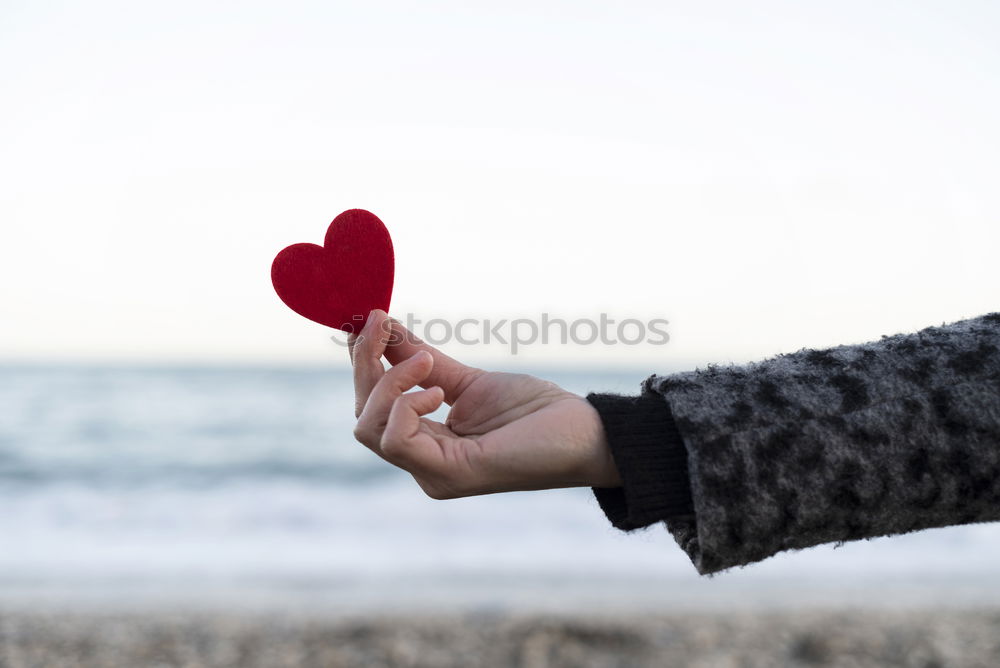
[384,317,484,404]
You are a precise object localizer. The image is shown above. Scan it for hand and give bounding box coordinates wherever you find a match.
[349,310,622,499]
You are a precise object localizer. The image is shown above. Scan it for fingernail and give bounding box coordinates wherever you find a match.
[361,310,379,335]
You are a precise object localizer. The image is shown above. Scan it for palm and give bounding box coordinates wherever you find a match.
[446,372,569,435]
[411,373,606,496]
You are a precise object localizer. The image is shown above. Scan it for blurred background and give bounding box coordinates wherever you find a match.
[2,0,1000,664]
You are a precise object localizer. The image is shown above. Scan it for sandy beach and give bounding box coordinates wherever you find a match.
[1,608,999,667]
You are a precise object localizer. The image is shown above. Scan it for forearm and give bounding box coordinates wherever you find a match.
[596,312,1000,575]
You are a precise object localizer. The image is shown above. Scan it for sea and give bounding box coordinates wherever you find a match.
[1,364,999,613]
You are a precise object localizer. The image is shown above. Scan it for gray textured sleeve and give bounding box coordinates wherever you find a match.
[646,312,1000,575]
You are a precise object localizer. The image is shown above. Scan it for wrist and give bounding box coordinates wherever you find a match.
[577,397,623,488]
[586,391,694,530]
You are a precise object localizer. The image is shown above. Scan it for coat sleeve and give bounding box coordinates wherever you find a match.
[644,312,1000,575]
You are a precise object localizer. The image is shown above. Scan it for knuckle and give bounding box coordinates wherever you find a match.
[380,436,405,460]
[352,423,373,445]
[389,394,415,419]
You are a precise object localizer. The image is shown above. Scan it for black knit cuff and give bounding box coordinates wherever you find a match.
[588,392,694,530]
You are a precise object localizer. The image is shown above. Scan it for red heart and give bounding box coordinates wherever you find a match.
[271,209,394,332]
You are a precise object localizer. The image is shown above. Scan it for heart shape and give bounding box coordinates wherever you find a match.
[271,209,394,332]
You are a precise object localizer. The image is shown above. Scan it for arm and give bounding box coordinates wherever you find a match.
[348,309,1000,576]
[594,312,1000,574]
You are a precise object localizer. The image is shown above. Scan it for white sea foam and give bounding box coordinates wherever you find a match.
[1,365,998,609]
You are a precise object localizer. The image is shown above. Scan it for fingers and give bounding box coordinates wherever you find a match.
[350,311,486,489]
[381,385,446,465]
[351,310,391,417]
[353,350,436,456]
[384,317,484,404]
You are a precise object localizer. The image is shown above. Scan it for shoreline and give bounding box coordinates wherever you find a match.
[1,607,999,667]
[2,571,1000,616]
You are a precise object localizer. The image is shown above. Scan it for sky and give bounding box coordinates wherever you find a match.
[2,0,998,369]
